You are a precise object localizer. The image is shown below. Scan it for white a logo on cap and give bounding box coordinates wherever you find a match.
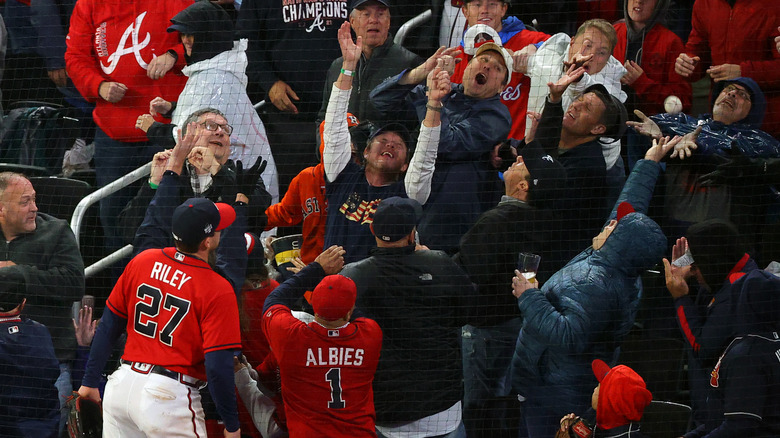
[204,223,213,234]
[542,155,554,163]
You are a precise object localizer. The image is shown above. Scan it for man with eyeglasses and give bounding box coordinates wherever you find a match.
[628,76,780,268]
[120,108,272,246]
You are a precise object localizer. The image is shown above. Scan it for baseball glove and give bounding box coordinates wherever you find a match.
[65,391,102,438]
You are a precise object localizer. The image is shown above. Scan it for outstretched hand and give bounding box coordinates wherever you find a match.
[547,64,586,103]
[663,258,691,299]
[626,109,662,138]
[671,237,689,262]
[338,21,362,70]
[235,159,268,201]
[644,135,682,162]
[426,58,452,103]
[669,125,701,160]
[73,305,98,347]
[315,245,346,275]
[401,46,461,85]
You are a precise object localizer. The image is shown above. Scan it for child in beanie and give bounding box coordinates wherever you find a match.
[557,360,652,437]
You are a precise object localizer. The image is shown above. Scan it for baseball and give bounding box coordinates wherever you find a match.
[664,95,683,114]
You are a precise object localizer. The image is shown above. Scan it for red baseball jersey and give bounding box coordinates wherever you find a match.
[107,247,242,381]
[263,305,382,438]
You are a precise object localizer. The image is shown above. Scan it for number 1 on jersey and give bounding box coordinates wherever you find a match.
[326,368,345,409]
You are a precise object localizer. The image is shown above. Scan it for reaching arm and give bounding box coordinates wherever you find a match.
[405,61,448,204]
[323,22,361,182]
[205,350,240,433]
[263,245,345,313]
[80,307,127,389]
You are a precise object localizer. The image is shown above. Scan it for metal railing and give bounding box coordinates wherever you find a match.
[70,162,151,278]
[394,9,432,46]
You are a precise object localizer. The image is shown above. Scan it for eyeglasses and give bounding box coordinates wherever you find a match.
[723,84,751,102]
[199,120,233,135]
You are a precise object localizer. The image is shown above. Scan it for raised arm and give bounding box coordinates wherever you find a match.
[405,60,448,204]
[323,22,360,182]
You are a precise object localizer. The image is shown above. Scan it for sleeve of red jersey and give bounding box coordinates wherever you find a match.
[105,257,134,320]
[261,306,302,361]
[64,0,106,102]
[201,278,243,353]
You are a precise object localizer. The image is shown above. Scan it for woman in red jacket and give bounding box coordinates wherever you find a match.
[614,0,692,115]
[614,0,692,169]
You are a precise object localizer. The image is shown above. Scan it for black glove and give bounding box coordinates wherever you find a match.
[235,158,268,202]
[65,392,102,438]
[698,143,760,186]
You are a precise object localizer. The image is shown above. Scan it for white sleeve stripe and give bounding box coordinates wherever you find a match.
[724,412,762,420]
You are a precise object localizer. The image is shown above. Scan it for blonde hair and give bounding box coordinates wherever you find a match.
[574,19,618,53]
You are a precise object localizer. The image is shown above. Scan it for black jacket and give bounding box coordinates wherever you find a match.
[456,198,565,327]
[0,213,84,362]
[536,98,610,261]
[341,245,476,424]
[316,36,422,126]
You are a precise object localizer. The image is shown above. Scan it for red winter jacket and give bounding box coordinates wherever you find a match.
[614,21,692,115]
[66,0,190,141]
[681,0,780,136]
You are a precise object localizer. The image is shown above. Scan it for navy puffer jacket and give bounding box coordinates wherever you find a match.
[511,159,667,397]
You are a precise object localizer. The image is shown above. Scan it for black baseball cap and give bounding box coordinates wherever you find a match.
[351,0,390,10]
[584,84,628,139]
[172,198,236,247]
[371,197,422,242]
[368,122,411,149]
[519,141,567,208]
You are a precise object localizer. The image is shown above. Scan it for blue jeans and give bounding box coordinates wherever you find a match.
[462,320,522,437]
[93,128,161,252]
[54,362,72,436]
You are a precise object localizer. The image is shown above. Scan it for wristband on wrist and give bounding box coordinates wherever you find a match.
[426,103,443,112]
[340,68,354,77]
[166,49,178,61]
[148,179,159,189]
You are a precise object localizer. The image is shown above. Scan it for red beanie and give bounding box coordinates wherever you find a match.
[592,360,653,430]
